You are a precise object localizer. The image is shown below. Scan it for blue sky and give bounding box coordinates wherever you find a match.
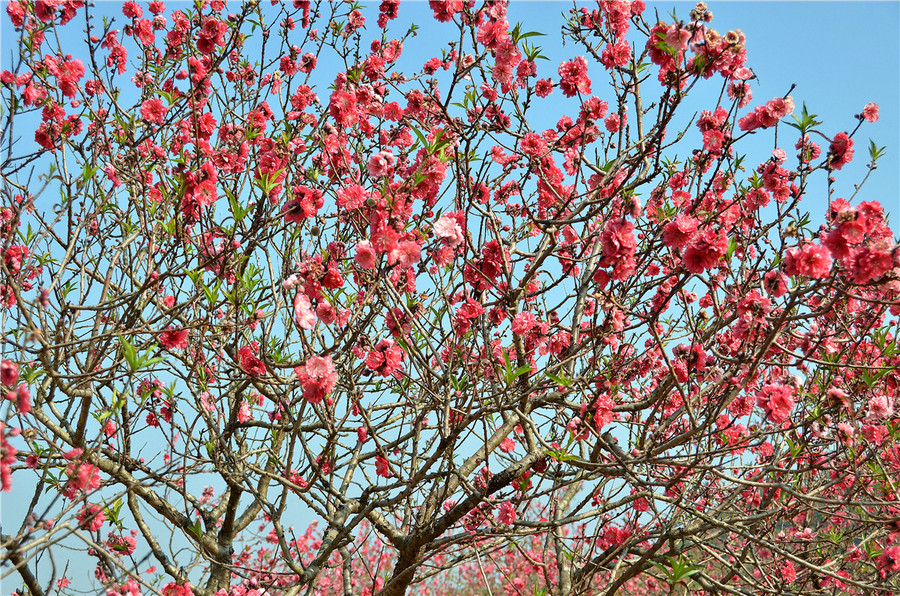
[2,1,897,227]
[392,0,900,232]
[2,0,898,591]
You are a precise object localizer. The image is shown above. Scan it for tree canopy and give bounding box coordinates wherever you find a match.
[2,1,899,595]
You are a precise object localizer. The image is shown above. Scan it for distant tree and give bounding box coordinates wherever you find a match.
[2,1,898,595]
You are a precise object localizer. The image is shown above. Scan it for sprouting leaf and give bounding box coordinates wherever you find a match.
[120,337,138,372]
[545,371,572,387]
[869,139,886,162]
[187,517,204,540]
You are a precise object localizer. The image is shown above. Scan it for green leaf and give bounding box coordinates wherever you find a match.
[545,371,572,388]
[726,237,738,260]
[188,517,204,541]
[868,139,886,162]
[510,22,545,44]
[105,498,125,527]
[545,448,576,463]
[410,126,429,151]
[506,364,532,385]
[226,188,248,222]
[788,102,822,132]
[120,337,139,372]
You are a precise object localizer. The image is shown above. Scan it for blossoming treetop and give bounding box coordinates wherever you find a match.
[1,1,898,595]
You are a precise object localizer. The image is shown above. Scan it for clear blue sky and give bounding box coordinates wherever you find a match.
[2,1,898,591]
[393,0,900,232]
[2,1,897,227]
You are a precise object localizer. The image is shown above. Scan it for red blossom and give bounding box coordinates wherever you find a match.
[159,327,189,351]
[827,132,854,170]
[140,98,167,124]
[861,102,879,122]
[295,355,336,404]
[558,56,591,97]
[238,345,266,376]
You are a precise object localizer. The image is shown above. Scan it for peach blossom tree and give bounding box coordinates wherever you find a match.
[2,1,899,595]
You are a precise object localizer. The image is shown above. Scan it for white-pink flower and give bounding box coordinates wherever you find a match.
[497,501,516,525]
[433,215,464,248]
[295,355,337,404]
[511,311,537,336]
[237,401,252,422]
[355,240,377,269]
[293,292,317,329]
[367,150,395,177]
[861,102,879,123]
[867,395,894,420]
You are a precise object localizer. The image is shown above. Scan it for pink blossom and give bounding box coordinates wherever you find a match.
[511,311,537,335]
[593,394,614,429]
[737,290,772,321]
[599,218,637,279]
[375,454,391,478]
[293,292,317,329]
[1,360,18,387]
[878,545,900,579]
[836,421,854,444]
[140,98,167,124]
[388,240,421,267]
[861,102,879,122]
[497,501,516,525]
[238,345,266,376]
[476,19,510,50]
[827,132,854,170]
[1,423,16,491]
[739,96,794,131]
[499,438,516,453]
[355,240,377,269]
[764,271,788,297]
[604,114,620,133]
[558,56,591,97]
[783,243,832,279]
[780,561,796,583]
[662,215,698,249]
[683,229,728,274]
[63,455,102,498]
[601,39,631,67]
[298,52,316,73]
[367,150,395,177]
[43,55,85,98]
[457,298,485,320]
[199,392,215,412]
[756,384,794,423]
[336,184,367,210]
[862,424,888,445]
[520,132,548,158]
[282,186,323,223]
[3,245,28,275]
[162,583,193,596]
[848,247,893,284]
[357,426,367,443]
[237,401,252,423]
[535,78,553,97]
[867,395,894,420]
[2,383,30,415]
[316,302,336,324]
[295,355,336,404]
[6,1,25,27]
[76,504,106,532]
[433,215,464,247]
[104,163,122,187]
[159,327,189,350]
[122,1,142,18]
